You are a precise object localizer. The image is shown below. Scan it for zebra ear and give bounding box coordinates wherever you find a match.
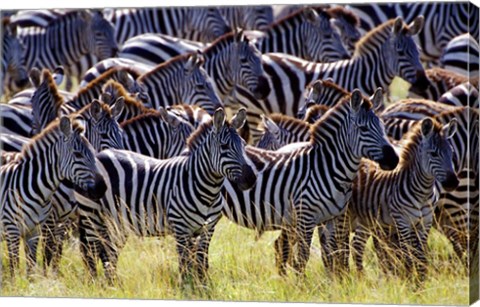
[262,115,279,134]
[420,118,434,138]
[29,68,42,88]
[196,50,205,66]
[90,99,103,122]
[304,8,319,24]
[231,108,247,130]
[111,97,125,120]
[59,116,72,138]
[443,118,458,139]
[52,66,65,86]
[159,107,182,127]
[350,89,363,113]
[185,53,198,74]
[393,17,404,36]
[213,108,226,132]
[371,87,384,112]
[234,28,245,42]
[408,15,424,36]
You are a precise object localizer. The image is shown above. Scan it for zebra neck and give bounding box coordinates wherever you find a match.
[143,65,182,107]
[186,146,224,204]
[18,140,63,201]
[400,149,436,200]
[202,44,235,100]
[259,18,304,57]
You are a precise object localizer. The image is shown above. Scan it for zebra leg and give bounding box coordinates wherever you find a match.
[333,212,351,275]
[49,220,73,275]
[78,215,99,279]
[292,221,315,276]
[5,231,21,278]
[175,233,196,286]
[24,230,40,276]
[395,223,414,277]
[351,225,369,274]
[318,224,334,275]
[274,229,295,276]
[195,226,216,284]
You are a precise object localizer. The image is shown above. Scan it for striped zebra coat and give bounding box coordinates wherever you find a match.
[222,90,399,275]
[232,16,427,142]
[75,108,256,284]
[0,116,106,277]
[343,118,459,282]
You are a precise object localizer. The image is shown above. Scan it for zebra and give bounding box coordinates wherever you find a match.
[231,16,428,143]
[409,67,478,103]
[256,114,311,151]
[16,10,118,87]
[247,7,350,62]
[440,33,480,78]
[120,108,195,159]
[344,2,479,63]
[135,51,223,114]
[118,30,271,103]
[1,17,29,96]
[219,5,274,31]
[0,133,29,152]
[103,7,231,45]
[341,118,459,282]
[75,108,256,284]
[381,103,479,267]
[438,82,479,109]
[222,89,399,276]
[0,116,107,277]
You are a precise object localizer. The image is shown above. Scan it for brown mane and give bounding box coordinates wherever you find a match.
[326,6,359,26]
[353,19,396,57]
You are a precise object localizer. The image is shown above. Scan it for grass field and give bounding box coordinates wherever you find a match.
[0,217,470,305]
[0,79,472,304]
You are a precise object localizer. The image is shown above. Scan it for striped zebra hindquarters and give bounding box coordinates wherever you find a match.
[76,108,256,285]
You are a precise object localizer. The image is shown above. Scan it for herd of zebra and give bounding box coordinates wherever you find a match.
[0,2,479,289]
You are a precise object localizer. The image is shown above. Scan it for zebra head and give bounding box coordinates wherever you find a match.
[327,6,361,55]
[301,8,350,62]
[158,107,196,157]
[388,16,430,91]
[209,108,256,190]
[418,118,459,191]
[1,19,29,90]
[348,88,399,170]
[182,51,223,114]
[187,8,231,42]
[89,10,118,59]
[80,98,125,151]
[57,116,107,200]
[232,30,270,100]
[243,6,274,31]
[256,115,282,150]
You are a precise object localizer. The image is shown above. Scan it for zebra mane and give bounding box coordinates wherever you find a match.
[139,52,194,77]
[353,19,397,57]
[21,118,84,157]
[310,95,373,144]
[426,67,477,89]
[120,110,163,128]
[42,10,89,29]
[265,113,311,132]
[326,6,359,26]
[186,119,234,151]
[398,119,443,166]
[75,99,115,120]
[35,69,64,113]
[265,6,325,30]
[203,31,243,57]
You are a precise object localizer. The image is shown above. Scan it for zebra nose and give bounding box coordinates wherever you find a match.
[410,71,431,94]
[253,76,271,100]
[233,164,257,191]
[441,172,459,192]
[378,145,399,170]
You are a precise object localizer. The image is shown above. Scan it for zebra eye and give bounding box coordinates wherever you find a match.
[359,126,369,132]
[220,144,229,150]
[430,151,439,157]
[73,152,84,159]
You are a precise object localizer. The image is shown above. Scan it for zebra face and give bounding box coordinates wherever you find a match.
[389,16,429,89]
[302,9,350,62]
[233,32,271,100]
[158,107,196,158]
[2,26,29,90]
[183,52,223,114]
[420,118,459,192]
[244,7,274,31]
[87,99,125,151]
[256,115,282,150]
[331,15,361,55]
[211,108,256,190]
[349,89,399,170]
[58,116,107,200]
[90,11,118,59]
[188,8,231,42]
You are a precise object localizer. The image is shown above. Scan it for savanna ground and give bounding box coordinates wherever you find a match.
[0,78,474,304]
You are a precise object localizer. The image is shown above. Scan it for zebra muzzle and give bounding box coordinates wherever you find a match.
[231,164,257,191]
[441,172,460,192]
[253,76,271,100]
[75,173,108,200]
[376,145,399,170]
[409,71,432,94]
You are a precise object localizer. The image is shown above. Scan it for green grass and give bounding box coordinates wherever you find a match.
[0,218,469,305]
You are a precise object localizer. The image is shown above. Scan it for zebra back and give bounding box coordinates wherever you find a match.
[121,108,195,159]
[438,82,479,109]
[254,7,349,62]
[136,51,223,114]
[256,113,311,150]
[440,33,480,78]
